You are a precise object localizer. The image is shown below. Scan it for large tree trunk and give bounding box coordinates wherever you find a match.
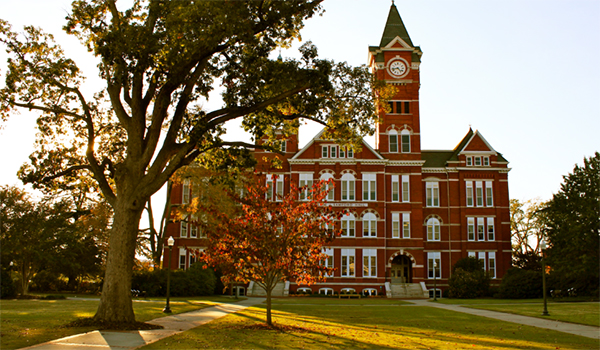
[93,197,144,323]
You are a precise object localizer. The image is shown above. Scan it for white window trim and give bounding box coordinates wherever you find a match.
[391,175,399,202]
[363,249,377,277]
[402,175,410,202]
[362,173,376,201]
[341,249,355,277]
[402,213,411,239]
[428,252,441,279]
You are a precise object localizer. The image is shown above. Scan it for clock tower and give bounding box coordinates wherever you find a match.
[369,3,423,161]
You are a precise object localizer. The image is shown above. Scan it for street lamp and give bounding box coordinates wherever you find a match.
[433,260,438,301]
[163,236,175,314]
[540,239,549,316]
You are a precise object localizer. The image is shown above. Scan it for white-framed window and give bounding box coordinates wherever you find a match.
[402,213,411,238]
[467,217,475,241]
[347,148,354,158]
[198,224,206,238]
[485,181,494,207]
[392,213,400,238]
[299,173,313,201]
[477,217,485,241]
[468,251,476,258]
[266,174,283,201]
[401,129,411,153]
[427,217,441,241]
[466,157,472,166]
[179,248,187,270]
[331,145,338,158]
[402,175,410,202]
[391,175,399,202]
[363,249,377,277]
[180,221,188,238]
[426,182,439,207]
[389,130,398,153]
[489,252,496,278]
[475,181,483,207]
[280,140,287,152]
[475,157,482,166]
[321,145,328,158]
[341,173,355,201]
[182,178,190,204]
[320,173,335,201]
[323,248,334,277]
[483,156,490,166]
[362,174,376,201]
[428,252,441,279]
[341,249,355,277]
[341,213,355,237]
[339,147,345,158]
[478,252,486,269]
[190,223,198,238]
[466,181,474,207]
[362,212,377,237]
[487,217,495,241]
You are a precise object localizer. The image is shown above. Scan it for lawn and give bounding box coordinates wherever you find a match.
[271,297,411,305]
[141,301,599,350]
[0,296,240,350]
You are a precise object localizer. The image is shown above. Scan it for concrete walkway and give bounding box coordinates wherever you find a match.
[408,299,600,340]
[19,297,265,350]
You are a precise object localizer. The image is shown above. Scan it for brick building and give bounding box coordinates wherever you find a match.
[164,3,511,298]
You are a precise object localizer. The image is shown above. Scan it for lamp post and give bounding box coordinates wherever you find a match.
[163,236,175,314]
[540,239,549,316]
[433,260,438,301]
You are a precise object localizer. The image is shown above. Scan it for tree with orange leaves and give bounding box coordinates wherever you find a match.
[195,175,342,326]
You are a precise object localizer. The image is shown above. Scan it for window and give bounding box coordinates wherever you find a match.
[475,181,483,207]
[180,221,188,238]
[404,101,410,114]
[466,157,472,166]
[320,173,334,201]
[299,173,313,201]
[362,212,377,237]
[478,252,486,269]
[362,174,376,201]
[190,223,198,238]
[189,253,196,267]
[322,145,329,158]
[487,218,495,241]
[182,178,190,204]
[392,213,400,238]
[474,157,481,166]
[483,156,490,166]
[485,181,494,207]
[428,252,441,279]
[363,249,377,277]
[389,130,398,153]
[489,252,496,278]
[401,130,410,153]
[466,181,474,207]
[339,147,345,158]
[347,148,354,158]
[266,174,283,201]
[331,145,338,158]
[341,213,355,237]
[402,213,411,238]
[341,249,355,277]
[468,252,476,258]
[477,217,485,241]
[402,175,410,202]
[323,248,334,277]
[391,175,399,202]
[467,217,475,241]
[427,218,440,241]
[280,140,286,152]
[179,248,186,269]
[341,173,355,201]
[426,182,440,207]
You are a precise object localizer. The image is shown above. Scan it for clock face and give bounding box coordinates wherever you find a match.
[389,60,408,77]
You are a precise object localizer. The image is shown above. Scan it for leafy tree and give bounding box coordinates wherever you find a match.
[197,176,342,326]
[448,257,490,299]
[544,152,600,296]
[0,1,390,323]
[510,198,546,256]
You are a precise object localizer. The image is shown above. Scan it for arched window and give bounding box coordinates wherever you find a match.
[341,173,355,201]
[341,213,355,237]
[427,218,441,241]
[362,212,377,237]
[320,173,334,201]
[389,129,398,153]
[401,129,411,153]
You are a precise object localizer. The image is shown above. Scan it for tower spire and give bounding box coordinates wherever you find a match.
[380,2,413,48]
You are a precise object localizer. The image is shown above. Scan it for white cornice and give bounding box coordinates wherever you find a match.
[387,160,426,166]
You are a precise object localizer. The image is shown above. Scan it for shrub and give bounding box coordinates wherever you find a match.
[1,268,17,299]
[131,263,216,297]
[498,268,542,299]
[30,270,68,292]
[448,257,490,299]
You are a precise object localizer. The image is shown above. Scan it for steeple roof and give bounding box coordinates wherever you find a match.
[380,3,414,48]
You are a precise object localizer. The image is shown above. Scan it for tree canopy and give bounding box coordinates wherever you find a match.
[0,0,387,323]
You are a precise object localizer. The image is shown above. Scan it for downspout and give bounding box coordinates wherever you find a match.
[447,170,452,279]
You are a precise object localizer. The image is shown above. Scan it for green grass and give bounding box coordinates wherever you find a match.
[467,302,600,327]
[271,297,411,305]
[0,296,238,350]
[435,298,549,305]
[141,301,599,350]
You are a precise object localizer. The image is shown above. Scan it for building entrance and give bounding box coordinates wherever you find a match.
[390,255,412,283]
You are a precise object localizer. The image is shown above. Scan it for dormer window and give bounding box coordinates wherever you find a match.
[466,155,491,166]
[280,140,286,152]
[321,145,354,159]
[483,157,489,166]
[466,157,472,166]
[474,157,481,166]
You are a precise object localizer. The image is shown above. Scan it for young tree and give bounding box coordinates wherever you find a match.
[0,1,389,323]
[196,176,342,326]
[510,198,547,255]
[544,152,600,296]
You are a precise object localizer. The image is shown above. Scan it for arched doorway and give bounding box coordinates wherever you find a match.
[390,255,412,283]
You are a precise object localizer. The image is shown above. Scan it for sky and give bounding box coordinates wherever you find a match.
[1,0,599,216]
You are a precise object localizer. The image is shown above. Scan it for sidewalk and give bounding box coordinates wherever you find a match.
[19,297,265,350]
[408,299,600,340]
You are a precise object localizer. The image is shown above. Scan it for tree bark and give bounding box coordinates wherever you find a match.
[266,287,272,326]
[93,197,144,323]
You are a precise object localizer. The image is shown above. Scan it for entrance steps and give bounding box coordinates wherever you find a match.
[246,281,288,297]
[387,282,429,298]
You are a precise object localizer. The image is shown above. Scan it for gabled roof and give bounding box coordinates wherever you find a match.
[380,4,414,48]
[291,128,384,161]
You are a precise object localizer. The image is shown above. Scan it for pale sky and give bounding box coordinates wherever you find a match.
[1,0,599,215]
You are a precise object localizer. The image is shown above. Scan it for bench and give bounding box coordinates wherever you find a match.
[339,293,361,299]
